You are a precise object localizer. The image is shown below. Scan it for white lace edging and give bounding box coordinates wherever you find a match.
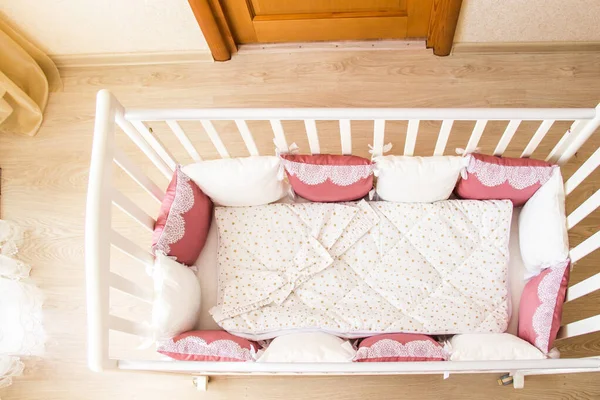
[466,155,555,190]
[355,339,445,361]
[281,159,373,187]
[0,220,25,257]
[532,261,569,352]
[153,167,195,261]
[0,220,45,390]
[0,356,24,389]
[157,336,256,361]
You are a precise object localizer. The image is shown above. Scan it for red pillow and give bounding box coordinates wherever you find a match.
[281,154,373,202]
[157,330,259,362]
[354,333,445,362]
[518,260,570,354]
[456,154,555,206]
[152,166,213,266]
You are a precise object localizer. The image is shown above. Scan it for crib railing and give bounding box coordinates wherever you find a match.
[86,89,600,385]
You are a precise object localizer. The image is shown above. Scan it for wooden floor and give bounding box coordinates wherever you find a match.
[1,49,600,399]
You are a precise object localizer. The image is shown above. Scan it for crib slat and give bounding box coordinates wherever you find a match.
[566,272,600,302]
[116,116,173,179]
[558,107,600,165]
[493,120,521,156]
[565,147,600,195]
[434,120,453,156]
[404,120,419,156]
[340,119,352,155]
[270,120,288,152]
[521,120,555,158]
[109,315,151,337]
[546,120,583,163]
[304,120,320,154]
[112,189,156,232]
[567,189,600,229]
[199,120,230,158]
[109,272,153,302]
[557,314,600,340]
[235,120,259,156]
[131,120,178,171]
[372,119,386,158]
[113,148,165,203]
[165,120,202,162]
[465,120,487,154]
[570,231,600,264]
[111,229,155,267]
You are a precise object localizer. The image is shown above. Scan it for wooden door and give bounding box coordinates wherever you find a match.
[189,0,463,60]
[222,0,433,44]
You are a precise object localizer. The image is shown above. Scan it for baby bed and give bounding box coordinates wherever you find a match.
[85,89,600,389]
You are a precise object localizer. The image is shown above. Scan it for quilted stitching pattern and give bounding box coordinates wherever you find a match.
[213,200,512,339]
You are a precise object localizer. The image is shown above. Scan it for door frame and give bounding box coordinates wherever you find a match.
[188,0,463,61]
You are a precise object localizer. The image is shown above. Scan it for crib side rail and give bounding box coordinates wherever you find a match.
[86,91,162,372]
[86,90,119,371]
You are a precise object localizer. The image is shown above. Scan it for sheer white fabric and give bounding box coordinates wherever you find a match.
[0,220,45,389]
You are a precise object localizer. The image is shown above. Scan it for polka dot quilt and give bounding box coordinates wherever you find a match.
[209,199,512,340]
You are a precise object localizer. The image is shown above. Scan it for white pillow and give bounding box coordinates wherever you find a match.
[449,333,545,361]
[519,168,568,278]
[374,156,467,202]
[182,156,288,207]
[257,332,356,362]
[152,253,201,340]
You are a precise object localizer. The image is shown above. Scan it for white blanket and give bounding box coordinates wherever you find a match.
[210,200,512,340]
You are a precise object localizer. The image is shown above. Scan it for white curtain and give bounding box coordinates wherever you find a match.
[0,220,45,389]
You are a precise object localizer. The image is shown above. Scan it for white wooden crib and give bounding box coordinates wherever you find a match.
[85,89,600,389]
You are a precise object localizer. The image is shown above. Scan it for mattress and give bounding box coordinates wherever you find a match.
[207,200,513,340]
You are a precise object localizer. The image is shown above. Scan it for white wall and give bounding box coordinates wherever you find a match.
[455,0,600,43]
[0,0,208,55]
[2,0,599,56]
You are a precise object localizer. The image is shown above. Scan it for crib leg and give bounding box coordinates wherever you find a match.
[193,376,209,391]
[512,372,525,389]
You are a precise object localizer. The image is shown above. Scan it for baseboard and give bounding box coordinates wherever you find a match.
[237,40,426,54]
[453,41,600,55]
[52,50,214,68]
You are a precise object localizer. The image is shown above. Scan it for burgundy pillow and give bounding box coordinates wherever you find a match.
[456,154,555,206]
[518,260,570,354]
[157,330,259,362]
[281,154,373,202]
[152,166,213,266]
[354,333,445,362]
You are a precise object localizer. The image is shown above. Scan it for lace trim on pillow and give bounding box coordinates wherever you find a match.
[153,168,195,260]
[532,261,569,352]
[281,159,373,187]
[466,155,555,190]
[355,339,445,361]
[157,336,255,361]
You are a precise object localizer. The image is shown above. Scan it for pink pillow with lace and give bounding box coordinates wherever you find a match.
[152,166,213,266]
[354,333,445,362]
[281,154,373,202]
[518,260,570,354]
[157,330,260,362]
[456,154,555,206]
